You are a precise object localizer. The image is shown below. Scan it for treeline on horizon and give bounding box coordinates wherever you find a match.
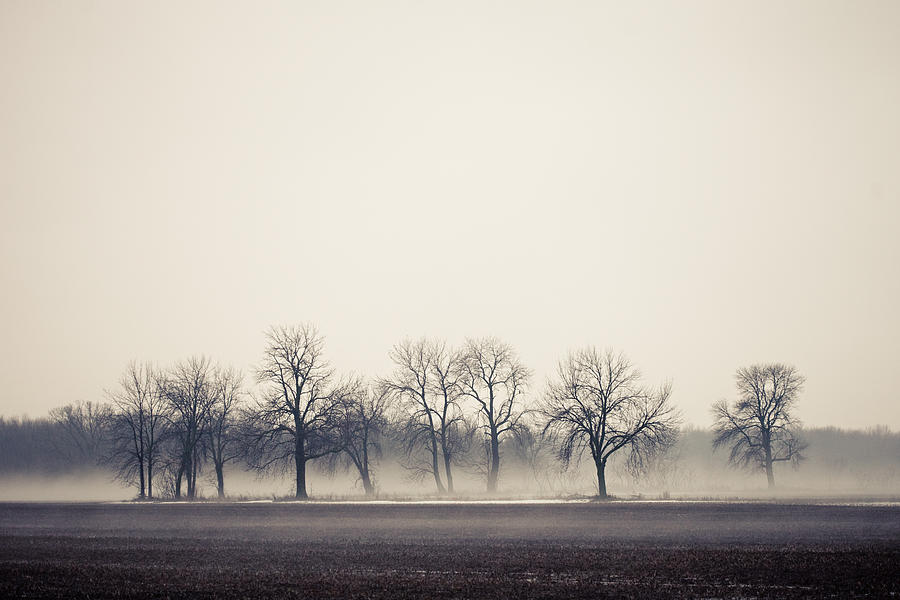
[2,416,898,496]
[1,323,898,500]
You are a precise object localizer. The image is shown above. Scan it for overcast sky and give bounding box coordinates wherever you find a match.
[1,0,898,428]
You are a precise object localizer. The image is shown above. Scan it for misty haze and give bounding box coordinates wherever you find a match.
[2,0,899,598]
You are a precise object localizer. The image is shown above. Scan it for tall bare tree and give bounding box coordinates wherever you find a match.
[246,324,343,499]
[206,365,244,498]
[539,348,679,498]
[382,338,445,493]
[106,362,168,499]
[336,378,393,496]
[459,337,531,493]
[429,342,472,493]
[161,356,216,499]
[712,363,807,488]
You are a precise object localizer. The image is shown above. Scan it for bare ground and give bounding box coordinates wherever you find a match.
[1,501,898,598]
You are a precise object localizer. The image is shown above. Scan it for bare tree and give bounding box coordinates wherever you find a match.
[712,363,807,488]
[429,342,472,493]
[382,338,445,493]
[161,356,216,499]
[246,324,343,499]
[336,378,393,496]
[106,362,168,499]
[539,348,679,499]
[459,337,531,493]
[49,400,112,466]
[206,365,244,498]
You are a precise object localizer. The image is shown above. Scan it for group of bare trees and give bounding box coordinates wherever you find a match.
[238,327,684,500]
[47,323,808,499]
[381,337,531,494]
[105,358,244,499]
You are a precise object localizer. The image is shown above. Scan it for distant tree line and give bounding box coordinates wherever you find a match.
[2,323,896,499]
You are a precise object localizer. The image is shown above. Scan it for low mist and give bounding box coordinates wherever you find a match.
[1,425,897,502]
[0,470,130,502]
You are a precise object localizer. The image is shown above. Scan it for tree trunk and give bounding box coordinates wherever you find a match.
[174,464,183,499]
[443,450,454,494]
[147,461,153,499]
[295,432,308,499]
[361,443,374,496]
[194,450,200,497]
[596,457,608,499]
[185,452,194,499]
[487,430,500,493]
[137,418,145,499]
[765,461,775,489]
[430,432,446,494]
[361,468,374,496]
[764,434,776,489]
[138,457,146,500]
[215,463,225,499]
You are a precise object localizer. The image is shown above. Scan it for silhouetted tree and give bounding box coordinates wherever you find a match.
[246,324,343,499]
[106,362,168,499]
[161,356,216,499]
[206,366,244,498]
[336,378,393,495]
[429,342,472,493]
[459,337,531,493]
[712,363,807,488]
[540,348,679,498]
[382,338,445,493]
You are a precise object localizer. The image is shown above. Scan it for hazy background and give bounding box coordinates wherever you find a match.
[1,0,898,429]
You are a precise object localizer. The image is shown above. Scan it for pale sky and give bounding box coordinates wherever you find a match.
[1,0,898,429]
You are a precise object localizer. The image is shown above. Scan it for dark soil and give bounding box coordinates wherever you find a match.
[1,501,898,598]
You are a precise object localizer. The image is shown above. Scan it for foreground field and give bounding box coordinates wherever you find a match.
[1,501,898,599]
